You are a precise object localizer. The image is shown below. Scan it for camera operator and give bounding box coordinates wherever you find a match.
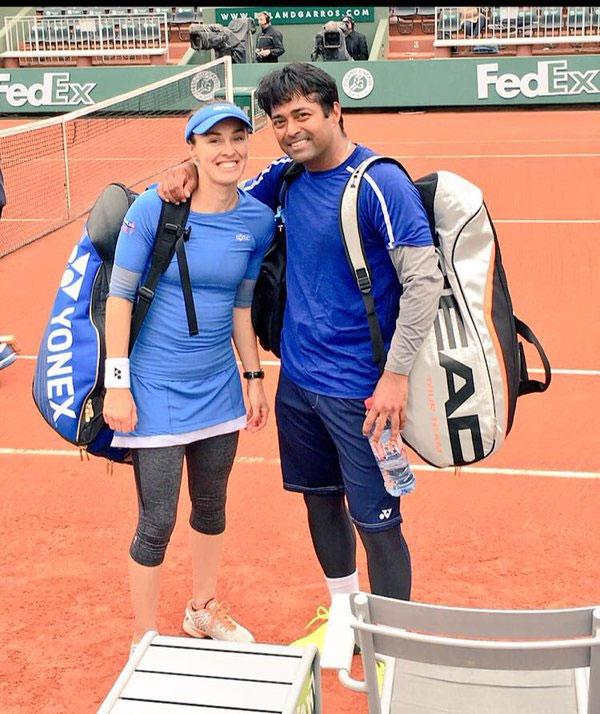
[342,15,369,61]
[189,17,255,64]
[255,12,285,63]
[311,21,351,62]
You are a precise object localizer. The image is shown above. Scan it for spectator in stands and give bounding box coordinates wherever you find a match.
[255,11,285,63]
[459,7,487,37]
[342,15,369,60]
[0,165,6,219]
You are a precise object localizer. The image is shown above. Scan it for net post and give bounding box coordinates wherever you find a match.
[61,121,72,217]
[223,55,233,102]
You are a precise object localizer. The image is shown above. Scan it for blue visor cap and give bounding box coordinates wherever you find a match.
[185,103,253,141]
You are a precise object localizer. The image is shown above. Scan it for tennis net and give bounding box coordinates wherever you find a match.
[0,56,233,258]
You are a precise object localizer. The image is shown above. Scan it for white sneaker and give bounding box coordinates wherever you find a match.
[182,598,255,643]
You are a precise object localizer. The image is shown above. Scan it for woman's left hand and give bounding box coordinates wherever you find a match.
[245,380,269,432]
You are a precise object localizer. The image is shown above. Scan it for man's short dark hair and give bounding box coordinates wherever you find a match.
[256,62,344,132]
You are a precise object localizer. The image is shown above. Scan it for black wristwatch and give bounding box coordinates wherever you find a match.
[243,370,265,380]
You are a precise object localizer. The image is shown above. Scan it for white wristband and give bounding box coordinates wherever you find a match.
[104,357,131,389]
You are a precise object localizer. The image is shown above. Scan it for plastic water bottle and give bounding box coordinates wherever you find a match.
[0,341,17,371]
[364,397,416,497]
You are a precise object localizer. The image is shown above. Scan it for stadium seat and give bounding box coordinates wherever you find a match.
[388,7,417,35]
[566,7,593,33]
[116,18,138,45]
[538,7,563,35]
[416,6,435,34]
[171,7,196,24]
[139,19,162,45]
[64,8,87,17]
[334,592,600,714]
[42,20,70,46]
[99,21,116,45]
[438,8,460,39]
[517,8,537,36]
[73,19,99,46]
[42,7,64,16]
[26,22,49,44]
[153,6,174,22]
[131,7,152,15]
[86,7,109,17]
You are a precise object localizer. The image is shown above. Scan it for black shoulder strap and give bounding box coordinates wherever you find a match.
[515,317,552,395]
[339,155,411,373]
[278,160,304,210]
[129,200,193,350]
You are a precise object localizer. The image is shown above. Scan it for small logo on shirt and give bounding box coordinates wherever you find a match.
[235,233,251,242]
[121,218,135,234]
[379,508,392,520]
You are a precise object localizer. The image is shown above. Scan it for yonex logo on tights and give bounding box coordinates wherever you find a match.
[379,508,392,520]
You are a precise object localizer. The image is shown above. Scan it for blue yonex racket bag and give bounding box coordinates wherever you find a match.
[32,184,193,463]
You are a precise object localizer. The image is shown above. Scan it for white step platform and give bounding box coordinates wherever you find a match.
[98,631,321,713]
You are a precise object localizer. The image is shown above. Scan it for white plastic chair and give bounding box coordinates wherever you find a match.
[337,593,600,714]
[98,630,322,713]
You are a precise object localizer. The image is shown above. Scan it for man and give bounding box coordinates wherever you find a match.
[159,63,443,643]
[311,21,352,62]
[255,11,285,63]
[342,15,369,61]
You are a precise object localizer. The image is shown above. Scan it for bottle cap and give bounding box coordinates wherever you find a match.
[0,342,17,370]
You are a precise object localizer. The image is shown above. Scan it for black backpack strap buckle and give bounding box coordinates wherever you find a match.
[137,286,155,302]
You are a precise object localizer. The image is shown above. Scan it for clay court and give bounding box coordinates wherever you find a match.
[0,107,599,712]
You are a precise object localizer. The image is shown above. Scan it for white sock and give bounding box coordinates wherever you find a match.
[325,570,360,603]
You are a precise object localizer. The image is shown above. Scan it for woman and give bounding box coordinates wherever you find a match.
[103,102,275,651]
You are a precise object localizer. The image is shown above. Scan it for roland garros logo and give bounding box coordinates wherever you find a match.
[342,68,374,100]
[190,70,221,101]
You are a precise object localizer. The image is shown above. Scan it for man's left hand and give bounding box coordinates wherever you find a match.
[362,370,408,445]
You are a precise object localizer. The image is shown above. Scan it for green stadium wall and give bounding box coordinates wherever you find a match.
[0,56,599,115]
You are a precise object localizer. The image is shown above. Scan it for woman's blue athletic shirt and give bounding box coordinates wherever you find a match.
[242,145,434,398]
[109,187,275,437]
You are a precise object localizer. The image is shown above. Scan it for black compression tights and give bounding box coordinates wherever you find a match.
[303,493,412,601]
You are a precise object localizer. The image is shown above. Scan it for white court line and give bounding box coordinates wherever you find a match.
[250,153,600,161]
[14,355,600,377]
[494,219,600,224]
[0,218,62,223]
[367,138,600,146]
[0,447,598,480]
[5,218,599,225]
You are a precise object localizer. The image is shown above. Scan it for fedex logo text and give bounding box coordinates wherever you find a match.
[477,61,599,100]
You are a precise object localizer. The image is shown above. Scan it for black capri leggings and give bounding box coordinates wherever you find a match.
[129,431,239,567]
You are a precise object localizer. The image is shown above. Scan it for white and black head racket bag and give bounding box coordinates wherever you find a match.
[340,157,551,468]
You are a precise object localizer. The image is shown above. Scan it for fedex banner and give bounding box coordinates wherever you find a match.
[477,60,600,100]
[0,58,599,113]
[0,71,96,108]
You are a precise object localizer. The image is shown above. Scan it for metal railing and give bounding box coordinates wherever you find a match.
[434,6,600,46]
[2,13,170,60]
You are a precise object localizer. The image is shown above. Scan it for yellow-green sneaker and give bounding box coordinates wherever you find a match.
[376,659,386,694]
[290,606,330,652]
